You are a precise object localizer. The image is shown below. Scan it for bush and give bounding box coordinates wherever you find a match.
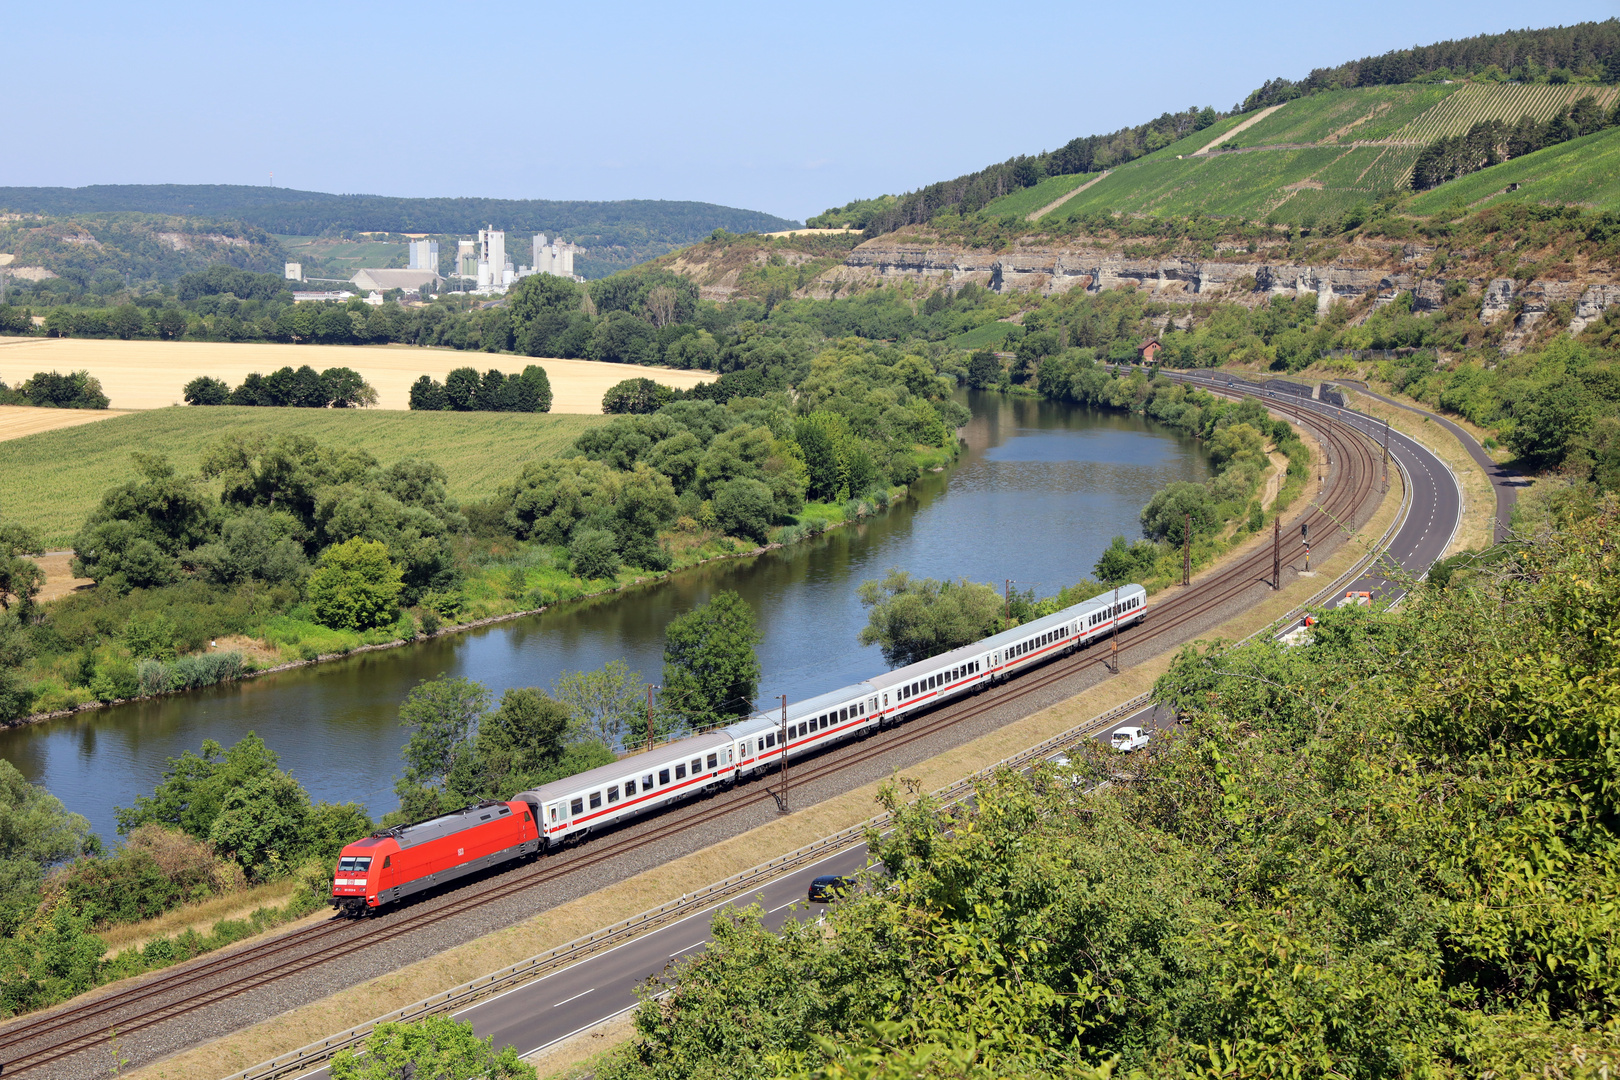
[569,528,621,579]
[712,478,775,544]
[307,539,404,631]
[183,376,231,406]
[602,377,672,414]
[18,370,109,409]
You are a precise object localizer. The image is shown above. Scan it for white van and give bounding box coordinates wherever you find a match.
[1110,726,1150,752]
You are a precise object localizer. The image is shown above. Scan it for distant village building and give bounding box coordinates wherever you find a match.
[291,290,351,303]
[284,262,303,281]
[364,291,385,307]
[1137,338,1162,365]
[350,268,441,294]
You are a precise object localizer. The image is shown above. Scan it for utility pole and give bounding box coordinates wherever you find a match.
[776,694,789,814]
[1381,418,1390,494]
[1182,512,1191,586]
[1273,515,1281,589]
[645,684,659,753]
[1110,584,1120,673]
[1302,522,1310,573]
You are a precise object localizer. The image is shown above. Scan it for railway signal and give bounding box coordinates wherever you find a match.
[1273,515,1281,589]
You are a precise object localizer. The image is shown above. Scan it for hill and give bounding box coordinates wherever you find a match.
[0,213,287,289]
[821,20,1620,236]
[0,186,801,279]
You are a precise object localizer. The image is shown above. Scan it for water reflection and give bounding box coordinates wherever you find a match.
[0,393,1211,841]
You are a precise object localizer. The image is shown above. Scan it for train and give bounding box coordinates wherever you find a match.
[329,583,1147,913]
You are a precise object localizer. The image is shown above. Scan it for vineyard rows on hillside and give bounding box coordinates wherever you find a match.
[1391,82,1620,143]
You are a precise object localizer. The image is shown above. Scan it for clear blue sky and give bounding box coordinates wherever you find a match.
[5,1,1614,222]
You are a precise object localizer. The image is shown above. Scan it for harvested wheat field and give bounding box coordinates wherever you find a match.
[0,338,711,412]
[0,404,131,442]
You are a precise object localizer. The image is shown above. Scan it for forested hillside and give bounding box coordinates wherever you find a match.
[0,186,799,279]
[822,19,1620,235]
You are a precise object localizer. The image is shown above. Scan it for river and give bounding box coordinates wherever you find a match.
[0,392,1212,842]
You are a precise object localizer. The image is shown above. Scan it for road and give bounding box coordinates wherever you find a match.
[284,375,1471,1079]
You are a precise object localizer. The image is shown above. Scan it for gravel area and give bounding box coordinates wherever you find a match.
[18,421,1384,1080]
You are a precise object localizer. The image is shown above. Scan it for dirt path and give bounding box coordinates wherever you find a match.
[1192,103,1285,155]
[1025,171,1111,221]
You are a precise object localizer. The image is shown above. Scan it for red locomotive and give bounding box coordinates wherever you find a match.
[330,799,540,914]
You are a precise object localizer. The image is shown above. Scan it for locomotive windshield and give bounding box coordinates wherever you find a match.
[338,857,372,872]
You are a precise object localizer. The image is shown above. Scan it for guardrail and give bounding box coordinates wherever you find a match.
[230,392,1412,1080]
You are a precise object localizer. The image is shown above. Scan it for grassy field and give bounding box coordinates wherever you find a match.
[1405,125,1620,214]
[0,337,712,411]
[274,235,405,278]
[978,173,1092,220]
[0,407,610,544]
[1223,86,1459,148]
[948,321,1019,350]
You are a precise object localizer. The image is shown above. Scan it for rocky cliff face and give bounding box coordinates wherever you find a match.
[810,235,1619,353]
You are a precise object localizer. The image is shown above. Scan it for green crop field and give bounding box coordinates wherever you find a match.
[1048,146,1353,221]
[949,321,1019,350]
[275,235,407,278]
[1405,126,1620,215]
[1224,86,1459,149]
[1,407,610,545]
[1390,83,1619,144]
[979,173,1092,219]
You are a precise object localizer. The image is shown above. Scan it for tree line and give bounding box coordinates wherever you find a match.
[183,365,379,408]
[0,369,109,409]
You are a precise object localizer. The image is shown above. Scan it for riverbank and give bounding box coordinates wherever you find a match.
[3,460,956,732]
[118,442,1395,1080]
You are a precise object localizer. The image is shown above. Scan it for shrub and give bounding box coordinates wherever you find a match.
[182,376,231,406]
[712,478,775,544]
[307,539,404,631]
[569,528,621,579]
[602,377,672,414]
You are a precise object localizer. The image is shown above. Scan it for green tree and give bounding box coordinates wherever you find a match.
[330,1015,535,1080]
[183,376,231,406]
[206,771,311,881]
[0,513,44,617]
[662,591,761,729]
[71,454,217,591]
[552,659,647,749]
[397,675,492,790]
[409,375,448,411]
[0,759,97,912]
[568,527,621,579]
[1138,481,1218,545]
[856,569,1004,667]
[444,367,481,411]
[1094,535,1159,585]
[966,349,1002,390]
[114,733,281,840]
[321,367,378,408]
[603,377,672,414]
[712,478,774,543]
[307,538,404,630]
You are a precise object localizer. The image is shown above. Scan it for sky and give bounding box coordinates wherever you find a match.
[4,1,1615,223]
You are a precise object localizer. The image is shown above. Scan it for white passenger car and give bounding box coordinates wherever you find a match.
[1110,726,1151,752]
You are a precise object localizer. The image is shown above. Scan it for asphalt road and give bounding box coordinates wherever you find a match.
[292,377,1470,1077]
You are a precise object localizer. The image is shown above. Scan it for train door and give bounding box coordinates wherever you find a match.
[378,853,396,897]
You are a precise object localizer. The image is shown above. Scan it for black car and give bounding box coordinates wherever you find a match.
[807,874,854,903]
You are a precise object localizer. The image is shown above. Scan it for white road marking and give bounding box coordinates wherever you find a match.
[553,987,596,1007]
[669,941,705,957]
[767,900,799,914]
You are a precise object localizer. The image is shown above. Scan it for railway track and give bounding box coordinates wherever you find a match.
[0,387,1383,1078]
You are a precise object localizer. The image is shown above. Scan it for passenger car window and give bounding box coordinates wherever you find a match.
[707,753,717,770]
[675,763,687,779]
[570,797,583,815]
[643,774,654,788]
[659,768,670,785]
[607,785,619,803]
[589,792,602,809]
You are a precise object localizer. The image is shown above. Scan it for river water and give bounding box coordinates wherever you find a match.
[1,393,1211,843]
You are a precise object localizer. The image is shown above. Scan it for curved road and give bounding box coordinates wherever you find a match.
[286,379,1477,1080]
